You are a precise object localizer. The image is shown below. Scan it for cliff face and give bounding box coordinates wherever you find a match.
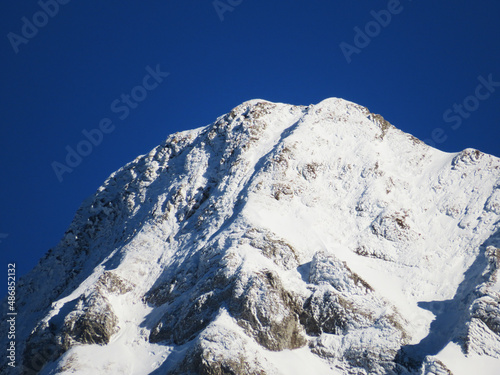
[3,98,500,375]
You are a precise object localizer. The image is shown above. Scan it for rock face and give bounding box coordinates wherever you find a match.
[1,98,500,375]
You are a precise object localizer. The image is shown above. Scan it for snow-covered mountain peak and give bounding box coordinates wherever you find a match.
[3,98,500,375]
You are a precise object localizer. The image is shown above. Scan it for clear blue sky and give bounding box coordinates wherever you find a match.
[1,0,499,278]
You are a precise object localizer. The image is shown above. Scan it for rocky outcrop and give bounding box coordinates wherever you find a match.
[465,246,500,358]
[167,314,275,375]
[302,252,409,374]
[21,272,128,373]
[230,269,307,351]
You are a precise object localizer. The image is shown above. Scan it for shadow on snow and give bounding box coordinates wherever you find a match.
[396,228,500,370]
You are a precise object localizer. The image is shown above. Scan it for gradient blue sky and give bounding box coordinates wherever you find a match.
[1,0,499,278]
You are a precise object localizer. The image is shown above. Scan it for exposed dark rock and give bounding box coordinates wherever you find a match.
[344,346,403,374]
[420,358,454,374]
[96,271,134,295]
[167,328,271,375]
[367,112,394,140]
[300,287,353,336]
[146,272,196,307]
[22,290,119,374]
[243,228,300,270]
[169,346,261,375]
[471,298,500,335]
[149,287,230,345]
[452,148,484,169]
[230,270,307,351]
[61,293,119,346]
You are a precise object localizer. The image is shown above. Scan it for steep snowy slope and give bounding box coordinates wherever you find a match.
[2,98,499,375]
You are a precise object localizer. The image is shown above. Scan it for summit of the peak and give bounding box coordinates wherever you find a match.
[315,97,349,105]
[239,98,274,106]
[238,97,351,109]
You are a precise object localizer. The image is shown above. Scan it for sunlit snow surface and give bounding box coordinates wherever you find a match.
[4,98,500,374]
